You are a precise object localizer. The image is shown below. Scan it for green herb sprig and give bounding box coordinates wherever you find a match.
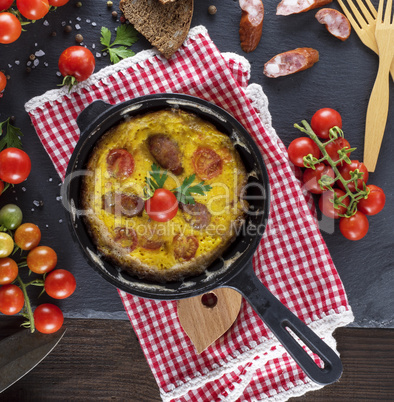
[100,25,138,64]
[0,118,24,151]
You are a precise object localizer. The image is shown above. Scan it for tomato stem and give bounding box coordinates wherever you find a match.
[294,120,368,217]
[16,275,35,333]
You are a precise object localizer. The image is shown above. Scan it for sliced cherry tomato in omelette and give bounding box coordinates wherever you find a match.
[192,147,223,180]
[339,211,369,241]
[311,108,342,139]
[27,246,57,274]
[173,234,199,261]
[106,149,135,180]
[14,223,42,250]
[145,188,178,222]
[0,147,31,184]
[179,202,211,229]
[357,184,386,216]
[44,269,76,299]
[34,304,64,334]
[114,227,138,252]
[302,163,335,194]
[338,160,369,192]
[324,137,351,165]
[287,137,320,167]
[319,188,349,219]
[0,257,19,285]
[0,12,22,44]
[16,0,50,20]
[0,284,24,315]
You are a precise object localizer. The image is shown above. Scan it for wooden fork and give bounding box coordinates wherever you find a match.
[338,0,394,80]
[363,0,394,172]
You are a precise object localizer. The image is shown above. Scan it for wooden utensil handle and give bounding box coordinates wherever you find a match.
[364,54,392,172]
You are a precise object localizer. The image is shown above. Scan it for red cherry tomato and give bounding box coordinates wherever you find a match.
[0,148,31,184]
[311,108,342,139]
[34,303,64,334]
[58,46,95,82]
[0,180,4,194]
[106,149,135,180]
[0,284,24,315]
[324,137,351,165]
[27,246,57,274]
[0,0,14,11]
[192,147,223,180]
[0,71,7,93]
[48,0,69,5]
[173,234,199,261]
[339,211,369,241]
[44,269,76,299]
[338,160,369,192]
[357,184,386,216]
[145,188,178,222]
[303,163,335,194]
[16,0,49,20]
[0,257,19,285]
[14,223,42,250]
[288,137,320,167]
[0,12,22,44]
[319,188,350,219]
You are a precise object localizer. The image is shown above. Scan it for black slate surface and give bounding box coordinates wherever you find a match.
[0,0,392,327]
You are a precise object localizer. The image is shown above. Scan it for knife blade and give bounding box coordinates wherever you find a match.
[0,328,66,393]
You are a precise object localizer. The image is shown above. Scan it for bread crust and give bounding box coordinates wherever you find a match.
[119,0,194,58]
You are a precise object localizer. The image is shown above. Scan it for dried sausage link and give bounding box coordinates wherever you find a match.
[276,0,332,16]
[315,8,351,41]
[239,0,264,53]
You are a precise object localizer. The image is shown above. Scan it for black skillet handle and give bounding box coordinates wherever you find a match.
[76,100,112,135]
[225,259,343,385]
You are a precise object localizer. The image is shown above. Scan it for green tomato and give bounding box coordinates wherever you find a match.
[0,204,23,230]
[0,232,14,258]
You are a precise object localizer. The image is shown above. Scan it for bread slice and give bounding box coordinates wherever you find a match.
[158,0,176,3]
[119,0,194,59]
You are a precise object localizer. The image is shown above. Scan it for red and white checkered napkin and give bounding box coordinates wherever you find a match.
[25,26,353,401]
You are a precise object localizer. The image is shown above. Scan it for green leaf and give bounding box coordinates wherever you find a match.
[112,24,138,47]
[100,26,112,48]
[108,47,134,64]
[0,119,24,151]
[143,164,169,199]
[173,175,212,205]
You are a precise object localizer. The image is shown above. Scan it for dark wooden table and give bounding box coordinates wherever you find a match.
[1,317,393,401]
[1,0,393,400]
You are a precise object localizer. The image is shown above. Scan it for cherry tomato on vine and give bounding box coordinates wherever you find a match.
[0,257,18,285]
[338,160,369,192]
[302,163,335,194]
[0,284,24,315]
[0,203,23,230]
[14,222,41,250]
[288,137,320,167]
[324,137,351,165]
[45,269,76,299]
[311,108,342,139]
[48,0,69,5]
[357,184,386,216]
[0,180,4,194]
[34,303,64,334]
[0,147,31,184]
[0,0,14,11]
[339,211,369,241]
[0,232,14,258]
[16,0,50,20]
[58,46,95,83]
[319,188,350,219]
[145,188,178,222]
[0,12,22,44]
[27,246,57,274]
[0,71,7,94]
